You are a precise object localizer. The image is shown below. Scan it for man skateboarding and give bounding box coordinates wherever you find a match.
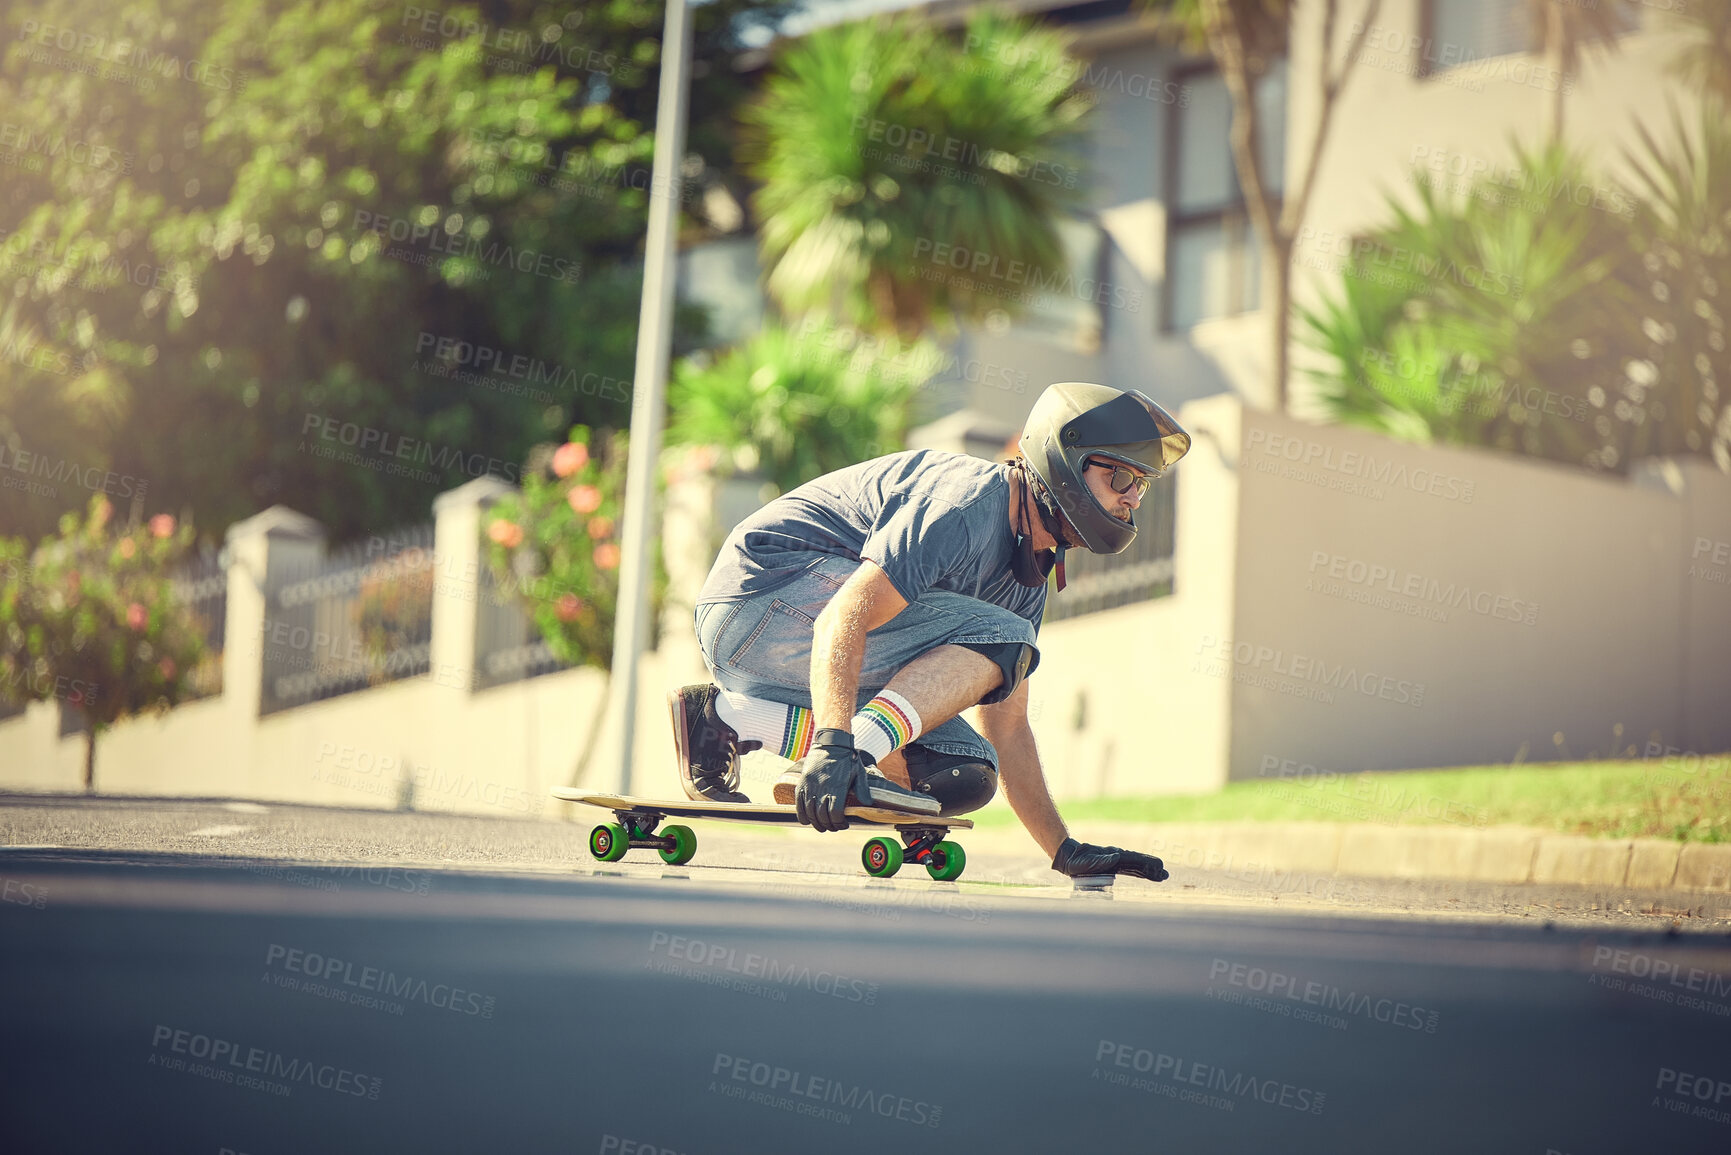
[670,382,1191,884]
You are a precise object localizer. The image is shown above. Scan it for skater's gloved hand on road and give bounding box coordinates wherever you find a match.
[794,730,872,832]
[1051,837,1169,882]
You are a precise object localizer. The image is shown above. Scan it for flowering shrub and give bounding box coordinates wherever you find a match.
[0,495,206,790]
[480,427,664,669]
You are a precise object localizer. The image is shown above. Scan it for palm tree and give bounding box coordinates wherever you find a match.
[1665,0,1731,108]
[1622,100,1731,468]
[1524,0,1631,142]
[1300,144,1651,471]
[1152,0,1384,413]
[740,10,1090,337]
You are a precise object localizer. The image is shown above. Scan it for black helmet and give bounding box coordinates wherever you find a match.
[1017,382,1192,555]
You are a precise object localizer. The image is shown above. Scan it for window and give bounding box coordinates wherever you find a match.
[1420,0,1640,77]
[1425,0,1527,70]
[1020,215,1107,351]
[1165,62,1287,330]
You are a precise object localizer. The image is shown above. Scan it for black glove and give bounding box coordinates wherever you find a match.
[794,729,871,832]
[1052,837,1169,882]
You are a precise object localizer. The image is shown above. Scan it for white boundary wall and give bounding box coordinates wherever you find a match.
[1024,397,1731,794]
[4,410,1726,806]
[0,475,712,814]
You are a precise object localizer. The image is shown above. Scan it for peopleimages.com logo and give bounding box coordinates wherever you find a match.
[710,1053,942,1128]
[414,331,629,401]
[1093,1040,1326,1115]
[352,209,580,284]
[265,943,497,1017]
[299,413,521,485]
[149,1024,382,1099]
[1305,550,1540,628]
[15,19,250,93]
[851,116,1078,188]
[1194,633,1427,709]
[0,121,131,174]
[1241,428,1476,504]
[912,237,1142,312]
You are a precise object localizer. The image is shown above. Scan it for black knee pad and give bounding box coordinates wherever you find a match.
[903,746,999,817]
[955,641,1039,705]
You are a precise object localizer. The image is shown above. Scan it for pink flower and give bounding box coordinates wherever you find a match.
[593,542,620,570]
[586,515,614,539]
[567,485,602,514]
[487,519,524,548]
[148,514,176,538]
[159,657,177,680]
[118,538,136,559]
[551,441,589,478]
[126,603,147,631]
[555,593,582,622]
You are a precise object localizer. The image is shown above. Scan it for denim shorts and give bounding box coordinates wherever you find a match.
[693,555,1040,768]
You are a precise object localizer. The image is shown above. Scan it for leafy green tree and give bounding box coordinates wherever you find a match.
[667,321,930,496]
[741,10,1089,337]
[0,0,786,545]
[0,495,205,790]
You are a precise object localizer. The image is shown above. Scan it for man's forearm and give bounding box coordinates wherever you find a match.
[993,723,1069,860]
[810,596,869,731]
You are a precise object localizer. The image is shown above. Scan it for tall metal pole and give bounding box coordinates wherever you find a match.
[608,0,692,795]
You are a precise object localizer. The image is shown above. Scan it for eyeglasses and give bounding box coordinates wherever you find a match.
[1086,458,1153,499]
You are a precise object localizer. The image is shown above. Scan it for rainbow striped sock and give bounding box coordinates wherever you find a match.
[852,690,922,764]
[714,691,814,760]
[777,704,815,760]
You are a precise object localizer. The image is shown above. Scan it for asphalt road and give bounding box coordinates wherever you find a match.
[3,796,1730,1154]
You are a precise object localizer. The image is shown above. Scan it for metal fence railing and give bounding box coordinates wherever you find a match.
[0,516,590,727]
[171,545,228,700]
[1042,472,1178,623]
[473,563,569,692]
[261,523,436,716]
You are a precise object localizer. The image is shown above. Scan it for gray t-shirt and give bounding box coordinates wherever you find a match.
[697,449,1047,631]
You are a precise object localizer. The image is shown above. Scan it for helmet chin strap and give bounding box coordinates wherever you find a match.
[1011,461,1069,592]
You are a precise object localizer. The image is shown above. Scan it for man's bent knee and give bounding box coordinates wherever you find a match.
[956,641,1037,705]
[905,747,999,816]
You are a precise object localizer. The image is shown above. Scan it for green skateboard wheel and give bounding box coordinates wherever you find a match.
[589,822,630,862]
[862,836,903,878]
[659,824,697,866]
[926,840,966,882]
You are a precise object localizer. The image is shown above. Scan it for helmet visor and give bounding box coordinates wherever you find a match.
[1059,391,1191,474]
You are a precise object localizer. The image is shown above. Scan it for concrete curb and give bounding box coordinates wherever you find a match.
[987,821,1730,893]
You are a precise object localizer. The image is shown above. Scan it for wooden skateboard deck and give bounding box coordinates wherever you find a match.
[553,788,973,880]
[553,788,972,830]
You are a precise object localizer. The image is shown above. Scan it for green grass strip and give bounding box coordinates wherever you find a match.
[970,756,1731,842]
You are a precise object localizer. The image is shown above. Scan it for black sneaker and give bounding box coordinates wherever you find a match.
[669,684,759,804]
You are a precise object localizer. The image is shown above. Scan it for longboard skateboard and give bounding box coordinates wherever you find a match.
[552,788,974,881]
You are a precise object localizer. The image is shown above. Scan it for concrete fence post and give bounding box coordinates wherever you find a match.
[431,476,518,694]
[222,507,326,722]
